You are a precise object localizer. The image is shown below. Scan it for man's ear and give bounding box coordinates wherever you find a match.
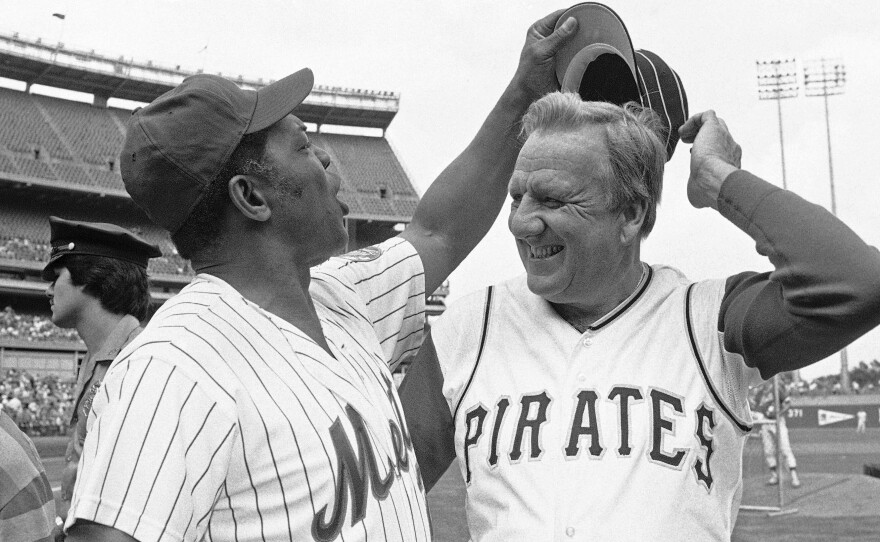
[619,200,647,245]
[228,174,272,222]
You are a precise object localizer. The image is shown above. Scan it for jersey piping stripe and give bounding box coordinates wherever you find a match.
[589,265,654,331]
[453,285,494,422]
[685,283,753,433]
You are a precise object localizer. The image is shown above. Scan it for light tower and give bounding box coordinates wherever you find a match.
[756,59,798,189]
[804,58,849,393]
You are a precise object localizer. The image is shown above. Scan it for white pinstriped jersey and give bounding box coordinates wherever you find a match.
[67,237,431,542]
[432,265,763,542]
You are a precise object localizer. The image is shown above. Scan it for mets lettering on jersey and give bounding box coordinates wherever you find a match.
[67,238,432,542]
[432,266,762,542]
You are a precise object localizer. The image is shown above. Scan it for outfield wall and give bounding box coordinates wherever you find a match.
[787,395,880,429]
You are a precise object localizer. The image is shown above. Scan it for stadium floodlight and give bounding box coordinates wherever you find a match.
[804,58,850,393]
[756,59,798,189]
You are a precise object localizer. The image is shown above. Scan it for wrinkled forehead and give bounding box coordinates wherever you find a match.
[510,128,610,190]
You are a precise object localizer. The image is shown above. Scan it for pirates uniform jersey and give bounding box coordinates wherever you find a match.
[67,237,431,542]
[431,265,762,542]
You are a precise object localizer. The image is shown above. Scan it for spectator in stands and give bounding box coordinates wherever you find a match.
[42,216,161,524]
[0,409,57,542]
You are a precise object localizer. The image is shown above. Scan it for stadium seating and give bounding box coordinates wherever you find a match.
[321,133,418,197]
[32,94,126,166]
[0,87,71,161]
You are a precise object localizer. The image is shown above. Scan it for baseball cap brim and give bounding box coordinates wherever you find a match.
[554,3,640,105]
[247,67,315,134]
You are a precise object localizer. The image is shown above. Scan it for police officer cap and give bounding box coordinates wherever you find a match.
[42,216,162,281]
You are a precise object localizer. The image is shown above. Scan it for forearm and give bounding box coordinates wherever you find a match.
[717,170,880,376]
[399,334,456,491]
[401,84,531,294]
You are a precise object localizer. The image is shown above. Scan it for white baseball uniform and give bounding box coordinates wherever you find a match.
[401,170,880,542]
[431,266,759,542]
[67,237,431,542]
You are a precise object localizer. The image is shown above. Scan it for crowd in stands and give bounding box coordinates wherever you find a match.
[0,237,49,261]
[1,236,194,276]
[1,306,81,343]
[1,369,74,436]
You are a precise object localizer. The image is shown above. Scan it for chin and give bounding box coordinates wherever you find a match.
[525,273,561,302]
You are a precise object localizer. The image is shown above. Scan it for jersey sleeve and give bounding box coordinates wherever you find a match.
[716,170,880,378]
[67,355,238,542]
[430,288,491,416]
[687,279,763,431]
[318,237,426,370]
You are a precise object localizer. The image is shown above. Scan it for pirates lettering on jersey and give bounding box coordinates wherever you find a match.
[314,374,418,541]
[460,386,720,492]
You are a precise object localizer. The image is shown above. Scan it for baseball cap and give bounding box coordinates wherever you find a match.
[635,49,689,161]
[121,68,315,234]
[42,216,162,281]
[554,3,640,106]
[554,3,689,162]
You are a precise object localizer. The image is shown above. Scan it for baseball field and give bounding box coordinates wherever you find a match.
[37,427,880,541]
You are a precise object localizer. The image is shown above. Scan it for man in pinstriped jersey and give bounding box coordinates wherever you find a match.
[63,9,581,542]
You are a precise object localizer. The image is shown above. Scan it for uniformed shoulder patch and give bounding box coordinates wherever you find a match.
[339,246,383,262]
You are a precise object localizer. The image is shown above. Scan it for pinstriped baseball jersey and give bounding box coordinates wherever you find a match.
[432,265,762,542]
[67,237,431,542]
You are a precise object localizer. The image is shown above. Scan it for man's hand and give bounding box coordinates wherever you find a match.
[679,110,742,210]
[511,10,578,102]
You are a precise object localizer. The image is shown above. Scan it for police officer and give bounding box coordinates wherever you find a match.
[42,216,161,527]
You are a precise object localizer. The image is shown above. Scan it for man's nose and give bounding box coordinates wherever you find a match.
[509,198,545,238]
[315,146,331,170]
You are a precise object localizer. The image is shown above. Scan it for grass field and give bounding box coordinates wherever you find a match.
[37,428,880,541]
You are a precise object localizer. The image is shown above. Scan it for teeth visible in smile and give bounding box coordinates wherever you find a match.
[530,245,563,259]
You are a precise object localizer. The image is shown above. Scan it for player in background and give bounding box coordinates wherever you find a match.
[63,10,579,542]
[400,94,880,541]
[42,217,160,532]
[752,380,801,487]
[856,410,867,433]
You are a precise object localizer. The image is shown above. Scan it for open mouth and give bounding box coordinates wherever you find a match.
[530,245,564,260]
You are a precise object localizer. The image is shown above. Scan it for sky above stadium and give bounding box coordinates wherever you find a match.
[2,0,879,380]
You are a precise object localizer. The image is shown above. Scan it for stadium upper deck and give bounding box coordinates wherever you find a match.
[0,31,434,327]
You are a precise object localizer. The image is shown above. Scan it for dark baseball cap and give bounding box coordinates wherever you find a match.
[42,216,162,281]
[121,68,315,234]
[554,3,640,106]
[554,3,689,162]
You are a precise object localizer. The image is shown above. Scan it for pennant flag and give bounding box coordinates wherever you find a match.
[817,409,855,426]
